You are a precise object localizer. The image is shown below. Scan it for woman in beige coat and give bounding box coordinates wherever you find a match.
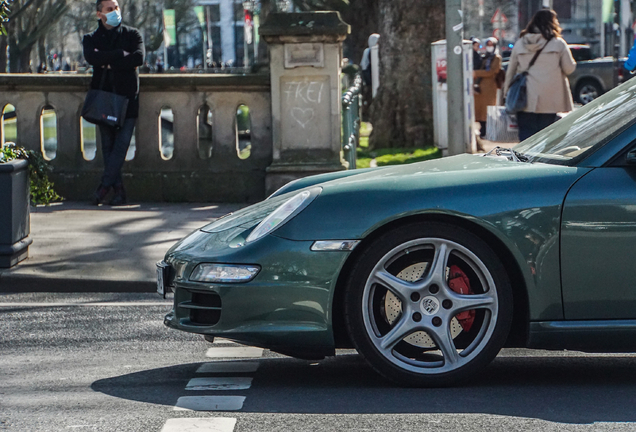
[504,9,576,141]
[474,37,502,138]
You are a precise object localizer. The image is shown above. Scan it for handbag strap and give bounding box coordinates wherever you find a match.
[526,36,553,72]
[98,68,108,90]
[98,68,117,93]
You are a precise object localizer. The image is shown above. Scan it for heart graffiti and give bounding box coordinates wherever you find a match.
[291,107,315,129]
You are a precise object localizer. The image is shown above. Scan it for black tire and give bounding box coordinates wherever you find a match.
[575,79,603,105]
[344,222,513,387]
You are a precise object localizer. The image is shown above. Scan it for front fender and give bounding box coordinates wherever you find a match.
[269,168,383,199]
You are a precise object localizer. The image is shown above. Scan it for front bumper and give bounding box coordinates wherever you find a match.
[162,234,351,357]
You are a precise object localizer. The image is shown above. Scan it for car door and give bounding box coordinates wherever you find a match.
[561,151,636,319]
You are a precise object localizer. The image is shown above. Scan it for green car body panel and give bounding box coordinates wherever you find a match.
[163,153,599,355]
[562,166,636,320]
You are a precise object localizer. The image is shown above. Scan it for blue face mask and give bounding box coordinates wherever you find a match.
[104,9,122,27]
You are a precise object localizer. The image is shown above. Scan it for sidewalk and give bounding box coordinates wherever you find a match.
[0,202,243,293]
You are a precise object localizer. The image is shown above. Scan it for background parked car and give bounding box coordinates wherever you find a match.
[567,44,627,104]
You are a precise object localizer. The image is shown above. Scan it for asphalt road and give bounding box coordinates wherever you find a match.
[2,293,636,432]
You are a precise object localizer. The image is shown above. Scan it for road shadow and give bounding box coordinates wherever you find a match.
[92,353,636,423]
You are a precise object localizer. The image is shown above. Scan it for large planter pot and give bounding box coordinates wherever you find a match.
[0,159,32,268]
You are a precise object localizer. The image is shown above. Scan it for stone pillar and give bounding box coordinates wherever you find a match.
[260,12,350,195]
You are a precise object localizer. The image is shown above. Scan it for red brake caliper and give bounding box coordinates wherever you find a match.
[448,265,475,332]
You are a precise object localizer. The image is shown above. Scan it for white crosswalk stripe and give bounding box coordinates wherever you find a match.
[185,377,253,391]
[174,396,246,411]
[167,346,262,420]
[205,347,264,358]
[160,417,237,431]
[212,338,240,346]
[196,361,260,374]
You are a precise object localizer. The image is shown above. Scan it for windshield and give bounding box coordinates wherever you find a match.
[513,77,636,165]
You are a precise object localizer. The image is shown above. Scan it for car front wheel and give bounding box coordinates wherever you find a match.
[344,222,513,387]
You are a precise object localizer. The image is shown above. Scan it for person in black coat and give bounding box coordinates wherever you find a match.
[470,37,483,71]
[83,0,144,206]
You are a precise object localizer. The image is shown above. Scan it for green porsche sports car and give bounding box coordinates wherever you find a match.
[160,77,636,387]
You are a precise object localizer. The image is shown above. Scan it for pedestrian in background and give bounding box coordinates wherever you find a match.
[83,0,144,205]
[361,33,380,88]
[470,37,482,71]
[504,9,576,141]
[474,37,502,139]
[623,24,636,73]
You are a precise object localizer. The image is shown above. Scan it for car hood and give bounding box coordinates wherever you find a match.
[274,153,593,241]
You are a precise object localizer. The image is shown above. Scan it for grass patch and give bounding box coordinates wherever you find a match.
[352,122,441,168]
[356,146,441,168]
[376,147,441,166]
[356,157,372,169]
[360,122,373,137]
[359,122,371,149]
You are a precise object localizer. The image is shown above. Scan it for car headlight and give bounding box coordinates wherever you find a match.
[190,263,261,283]
[246,187,321,243]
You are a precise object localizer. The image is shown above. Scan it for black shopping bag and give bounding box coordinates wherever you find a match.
[81,70,129,128]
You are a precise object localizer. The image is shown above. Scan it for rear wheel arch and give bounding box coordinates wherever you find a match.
[331,213,529,350]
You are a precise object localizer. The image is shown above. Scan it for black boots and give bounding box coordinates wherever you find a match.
[109,184,127,206]
[92,184,127,206]
[92,185,110,205]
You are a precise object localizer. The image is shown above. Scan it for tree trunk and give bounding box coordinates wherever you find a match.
[37,36,46,69]
[128,0,138,26]
[0,35,7,73]
[369,0,445,149]
[18,44,32,72]
[8,37,19,72]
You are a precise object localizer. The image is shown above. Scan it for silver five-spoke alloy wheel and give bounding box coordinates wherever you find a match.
[345,222,513,387]
[363,238,498,374]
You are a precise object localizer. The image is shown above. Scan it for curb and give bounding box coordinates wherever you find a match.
[0,274,156,293]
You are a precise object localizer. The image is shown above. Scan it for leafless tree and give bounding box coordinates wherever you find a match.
[3,0,70,72]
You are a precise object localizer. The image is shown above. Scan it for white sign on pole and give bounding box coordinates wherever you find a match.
[491,9,508,27]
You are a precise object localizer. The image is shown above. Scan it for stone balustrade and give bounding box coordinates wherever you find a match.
[0,74,273,203]
[0,13,353,203]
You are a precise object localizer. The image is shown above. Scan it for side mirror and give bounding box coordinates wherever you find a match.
[627,149,636,164]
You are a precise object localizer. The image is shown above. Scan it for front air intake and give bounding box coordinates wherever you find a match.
[178,291,222,326]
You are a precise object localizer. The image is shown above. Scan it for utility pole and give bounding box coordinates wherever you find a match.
[620,0,632,57]
[585,0,590,46]
[614,0,621,88]
[479,0,484,38]
[445,0,465,156]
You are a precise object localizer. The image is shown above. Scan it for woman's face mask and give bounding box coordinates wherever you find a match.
[486,46,495,53]
[104,9,122,27]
